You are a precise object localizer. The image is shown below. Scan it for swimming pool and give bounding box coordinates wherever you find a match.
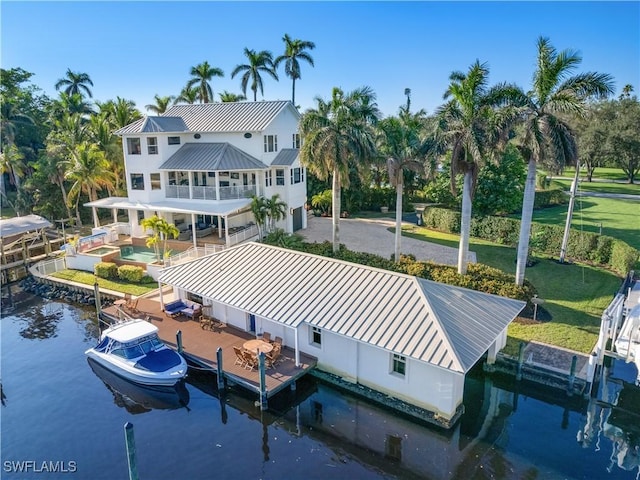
[119,245,158,263]
[85,246,120,256]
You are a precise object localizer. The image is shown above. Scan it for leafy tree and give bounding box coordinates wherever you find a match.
[311,189,332,215]
[274,34,315,105]
[231,48,278,101]
[378,108,436,261]
[54,69,94,98]
[436,60,520,274]
[0,143,25,207]
[145,94,176,114]
[1,100,35,145]
[218,91,246,102]
[265,193,287,232]
[98,97,142,129]
[140,215,179,262]
[48,92,94,120]
[604,97,640,183]
[572,103,608,181]
[187,61,224,104]
[513,37,613,285]
[300,86,380,252]
[473,144,526,215]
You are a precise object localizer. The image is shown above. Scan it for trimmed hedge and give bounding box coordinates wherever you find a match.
[94,262,118,279]
[118,265,145,283]
[533,189,567,208]
[423,206,639,274]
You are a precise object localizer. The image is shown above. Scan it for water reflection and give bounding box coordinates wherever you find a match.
[87,359,190,414]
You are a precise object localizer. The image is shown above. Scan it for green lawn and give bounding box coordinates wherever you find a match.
[559,166,632,183]
[530,197,640,250]
[401,226,621,354]
[549,178,640,196]
[50,269,157,296]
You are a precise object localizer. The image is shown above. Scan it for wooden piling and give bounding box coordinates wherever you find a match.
[124,422,139,480]
[216,347,225,390]
[516,342,525,381]
[176,330,183,354]
[94,282,101,315]
[258,352,267,410]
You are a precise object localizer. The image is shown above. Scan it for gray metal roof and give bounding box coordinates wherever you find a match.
[158,143,267,171]
[0,214,53,239]
[84,196,250,217]
[114,116,189,135]
[158,243,525,373]
[271,149,299,166]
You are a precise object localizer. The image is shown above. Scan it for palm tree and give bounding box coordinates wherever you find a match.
[620,84,634,100]
[218,91,246,102]
[436,60,520,274]
[54,69,94,98]
[99,97,142,129]
[64,142,115,225]
[145,94,176,114]
[378,108,436,262]
[140,215,179,263]
[265,194,287,232]
[513,37,614,285]
[174,85,199,105]
[300,86,380,252]
[49,92,94,120]
[274,34,315,105]
[250,195,268,240]
[187,61,224,104]
[1,101,35,145]
[231,48,278,102]
[0,143,25,192]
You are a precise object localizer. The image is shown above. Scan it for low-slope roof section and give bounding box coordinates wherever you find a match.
[271,149,300,166]
[159,243,525,373]
[158,143,267,171]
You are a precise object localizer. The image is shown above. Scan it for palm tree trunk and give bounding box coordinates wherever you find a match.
[457,172,473,274]
[515,160,537,285]
[394,178,403,262]
[332,168,341,253]
[559,163,580,263]
[292,78,296,105]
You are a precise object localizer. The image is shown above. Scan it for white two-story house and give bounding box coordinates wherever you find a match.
[85,101,306,247]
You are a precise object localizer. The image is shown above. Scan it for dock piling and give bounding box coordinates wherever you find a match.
[258,352,267,410]
[216,347,225,391]
[516,342,525,381]
[124,422,139,480]
[176,330,183,354]
[94,282,101,315]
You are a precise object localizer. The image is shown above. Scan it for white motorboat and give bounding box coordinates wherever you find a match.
[85,318,187,386]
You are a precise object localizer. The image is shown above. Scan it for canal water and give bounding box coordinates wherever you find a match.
[1,289,638,480]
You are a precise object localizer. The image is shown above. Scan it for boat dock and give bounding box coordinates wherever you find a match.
[102,296,317,402]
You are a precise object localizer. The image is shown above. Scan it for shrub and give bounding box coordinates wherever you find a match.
[117,265,145,283]
[533,189,567,209]
[423,207,461,233]
[610,240,639,274]
[95,262,118,279]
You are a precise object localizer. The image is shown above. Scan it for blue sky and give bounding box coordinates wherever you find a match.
[2,1,639,117]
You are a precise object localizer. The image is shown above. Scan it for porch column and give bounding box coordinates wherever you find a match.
[294,328,300,367]
[191,213,197,249]
[218,216,222,238]
[225,216,230,247]
[92,207,100,228]
[112,208,118,224]
[215,173,220,201]
[158,282,164,309]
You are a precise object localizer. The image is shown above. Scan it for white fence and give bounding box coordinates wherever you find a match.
[32,256,67,277]
[227,225,259,246]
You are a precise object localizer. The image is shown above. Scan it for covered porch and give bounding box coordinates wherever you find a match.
[84,197,258,249]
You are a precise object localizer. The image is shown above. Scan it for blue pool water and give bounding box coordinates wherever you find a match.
[1,288,638,479]
[119,246,157,263]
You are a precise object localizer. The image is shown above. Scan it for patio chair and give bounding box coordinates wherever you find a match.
[233,346,246,367]
[274,336,283,347]
[126,297,138,314]
[266,347,281,368]
[262,332,272,343]
[242,351,258,371]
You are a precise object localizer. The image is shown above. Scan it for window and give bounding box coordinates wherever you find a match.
[168,136,181,145]
[150,173,161,190]
[127,138,141,155]
[130,173,144,190]
[276,169,285,186]
[168,171,189,185]
[292,133,300,149]
[385,435,402,461]
[391,353,406,376]
[311,326,322,346]
[291,167,302,184]
[265,170,272,187]
[147,137,158,154]
[264,134,278,152]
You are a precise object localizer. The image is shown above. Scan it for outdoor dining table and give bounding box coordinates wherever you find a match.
[242,339,273,355]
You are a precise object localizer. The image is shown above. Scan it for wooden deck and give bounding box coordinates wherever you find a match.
[102,297,317,400]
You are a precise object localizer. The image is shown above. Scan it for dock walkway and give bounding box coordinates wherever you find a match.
[102,297,317,399]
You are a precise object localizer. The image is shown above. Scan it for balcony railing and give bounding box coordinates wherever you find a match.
[166,184,258,201]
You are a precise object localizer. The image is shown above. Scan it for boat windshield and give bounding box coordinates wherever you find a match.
[109,334,163,359]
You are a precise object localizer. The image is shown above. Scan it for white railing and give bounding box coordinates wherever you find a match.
[164,247,208,267]
[167,184,258,201]
[204,244,226,255]
[101,222,131,236]
[33,256,67,276]
[219,185,257,200]
[227,225,259,246]
[192,186,217,200]
[165,185,191,199]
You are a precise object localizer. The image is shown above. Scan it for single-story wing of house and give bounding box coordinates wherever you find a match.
[158,242,526,423]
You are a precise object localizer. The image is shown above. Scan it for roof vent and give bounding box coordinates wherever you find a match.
[194,133,201,139]
[244,132,252,139]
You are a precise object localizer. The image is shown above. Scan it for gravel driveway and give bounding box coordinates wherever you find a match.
[300,216,476,267]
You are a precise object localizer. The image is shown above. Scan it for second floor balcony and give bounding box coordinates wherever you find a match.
[166,184,259,201]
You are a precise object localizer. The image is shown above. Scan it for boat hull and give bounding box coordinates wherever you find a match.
[85,348,187,387]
